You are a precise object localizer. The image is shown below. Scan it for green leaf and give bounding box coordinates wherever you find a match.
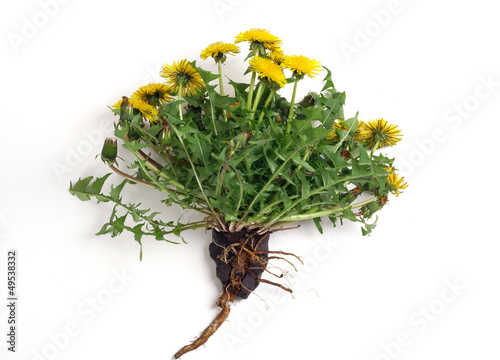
[69,176,93,201]
[333,113,358,153]
[361,216,378,236]
[229,79,250,95]
[358,145,371,165]
[292,153,315,172]
[297,172,311,197]
[124,139,148,153]
[281,189,292,209]
[372,164,391,176]
[110,179,129,202]
[132,224,144,260]
[302,106,323,121]
[264,148,278,173]
[211,92,236,109]
[89,173,112,195]
[321,66,336,92]
[313,217,324,234]
[193,63,220,84]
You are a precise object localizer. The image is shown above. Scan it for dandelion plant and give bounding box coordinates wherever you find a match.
[70,28,407,358]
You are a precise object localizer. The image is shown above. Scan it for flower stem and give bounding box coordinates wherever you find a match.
[132,147,185,190]
[250,82,264,120]
[218,61,228,123]
[258,91,274,123]
[247,72,257,110]
[286,78,299,134]
[177,82,183,121]
[370,141,380,157]
[109,164,156,189]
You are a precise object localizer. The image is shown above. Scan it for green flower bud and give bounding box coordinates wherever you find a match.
[214,53,227,64]
[228,131,251,158]
[250,42,266,56]
[299,93,315,108]
[361,202,380,219]
[119,96,134,123]
[276,97,290,109]
[160,121,172,146]
[101,138,118,165]
[232,131,251,148]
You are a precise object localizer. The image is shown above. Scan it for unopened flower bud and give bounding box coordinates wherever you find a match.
[361,202,380,219]
[160,121,172,146]
[250,42,266,56]
[119,96,134,123]
[214,53,227,64]
[233,131,251,147]
[101,138,118,164]
[228,131,251,159]
[299,93,315,108]
[276,97,290,109]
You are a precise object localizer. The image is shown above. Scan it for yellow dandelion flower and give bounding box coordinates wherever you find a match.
[200,41,240,62]
[160,59,205,96]
[249,56,286,88]
[283,55,322,78]
[112,97,159,123]
[357,119,403,149]
[326,120,366,141]
[235,28,282,52]
[386,169,408,197]
[131,83,173,106]
[270,48,285,65]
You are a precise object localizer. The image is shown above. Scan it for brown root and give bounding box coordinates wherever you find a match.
[267,225,300,234]
[253,276,293,294]
[174,228,302,358]
[174,292,233,359]
[253,250,304,265]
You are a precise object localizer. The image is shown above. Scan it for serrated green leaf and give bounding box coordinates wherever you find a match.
[110,179,129,202]
[361,216,378,236]
[89,173,112,195]
[358,145,371,165]
[297,172,311,197]
[195,64,220,84]
[69,176,93,201]
[124,139,148,153]
[302,107,323,121]
[264,148,278,173]
[313,217,323,234]
[292,153,315,172]
[333,113,358,153]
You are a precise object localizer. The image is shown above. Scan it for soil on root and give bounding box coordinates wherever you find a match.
[174,228,283,359]
[210,228,270,299]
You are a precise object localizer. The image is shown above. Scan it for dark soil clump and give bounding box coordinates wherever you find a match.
[209,228,270,299]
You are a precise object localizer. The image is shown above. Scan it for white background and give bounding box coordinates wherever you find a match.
[1,0,499,359]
